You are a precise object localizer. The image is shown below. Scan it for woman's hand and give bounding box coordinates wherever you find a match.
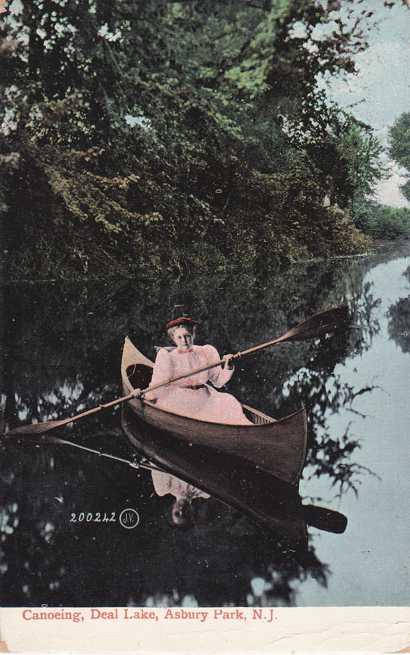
[222,354,235,370]
[131,388,144,399]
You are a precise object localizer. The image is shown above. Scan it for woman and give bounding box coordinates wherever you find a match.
[137,316,252,425]
[133,315,251,527]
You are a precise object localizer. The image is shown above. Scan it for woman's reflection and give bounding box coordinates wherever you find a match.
[151,468,209,527]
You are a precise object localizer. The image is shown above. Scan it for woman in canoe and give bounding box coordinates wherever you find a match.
[135,316,252,425]
[133,315,251,526]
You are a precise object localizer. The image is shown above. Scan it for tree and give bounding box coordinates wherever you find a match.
[306,115,385,212]
[0,0,402,279]
[389,112,410,202]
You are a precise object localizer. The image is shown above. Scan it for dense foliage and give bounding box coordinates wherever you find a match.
[354,201,410,239]
[389,112,410,202]
[0,0,401,279]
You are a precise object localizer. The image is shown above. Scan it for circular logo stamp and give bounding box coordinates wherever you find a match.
[119,508,140,529]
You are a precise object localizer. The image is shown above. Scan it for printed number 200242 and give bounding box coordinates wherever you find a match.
[70,512,116,523]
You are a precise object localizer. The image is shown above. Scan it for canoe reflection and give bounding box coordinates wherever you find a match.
[121,404,347,550]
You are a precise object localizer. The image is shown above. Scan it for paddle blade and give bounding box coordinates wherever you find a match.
[283,305,350,343]
[5,419,69,437]
[303,504,348,534]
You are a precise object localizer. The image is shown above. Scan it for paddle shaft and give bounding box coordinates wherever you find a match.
[10,332,309,430]
[5,304,348,436]
[22,358,235,431]
[27,354,242,432]
[139,307,344,396]
[4,345,283,434]
[139,334,286,396]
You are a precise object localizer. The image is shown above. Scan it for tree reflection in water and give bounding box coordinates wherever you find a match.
[282,277,382,499]
[1,255,381,606]
[387,265,410,354]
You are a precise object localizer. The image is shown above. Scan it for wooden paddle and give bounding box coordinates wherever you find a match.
[4,304,349,437]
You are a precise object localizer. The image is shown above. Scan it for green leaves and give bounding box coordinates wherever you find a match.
[389,112,410,201]
[356,202,410,240]
[2,0,399,280]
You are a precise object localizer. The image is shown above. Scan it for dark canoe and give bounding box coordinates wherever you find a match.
[121,337,310,546]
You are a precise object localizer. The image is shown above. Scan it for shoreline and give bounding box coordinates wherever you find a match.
[3,238,409,286]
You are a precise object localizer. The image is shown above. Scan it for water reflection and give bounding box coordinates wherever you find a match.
[387,265,410,354]
[2,248,407,606]
[1,432,330,607]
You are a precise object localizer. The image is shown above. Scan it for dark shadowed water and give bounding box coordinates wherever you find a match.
[1,243,409,607]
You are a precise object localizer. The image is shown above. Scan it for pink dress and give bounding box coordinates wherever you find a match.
[151,469,210,500]
[145,345,252,425]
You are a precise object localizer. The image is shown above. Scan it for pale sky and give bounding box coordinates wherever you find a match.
[328,0,410,207]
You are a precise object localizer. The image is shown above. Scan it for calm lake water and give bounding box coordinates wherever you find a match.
[1,242,409,607]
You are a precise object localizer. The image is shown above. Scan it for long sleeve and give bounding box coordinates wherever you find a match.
[145,348,173,400]
[205,345,234,388]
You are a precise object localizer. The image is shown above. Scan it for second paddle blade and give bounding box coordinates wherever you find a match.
[302,504,348,534]
[5,419,67,437]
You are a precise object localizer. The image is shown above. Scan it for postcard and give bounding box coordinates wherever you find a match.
[0,0,409,652]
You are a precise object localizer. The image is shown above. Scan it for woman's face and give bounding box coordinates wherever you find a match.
[171,326,194,351]
[171,498,193,527]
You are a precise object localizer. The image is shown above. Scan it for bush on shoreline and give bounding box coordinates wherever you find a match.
[355,202,410,240]
[3,140,368,281]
